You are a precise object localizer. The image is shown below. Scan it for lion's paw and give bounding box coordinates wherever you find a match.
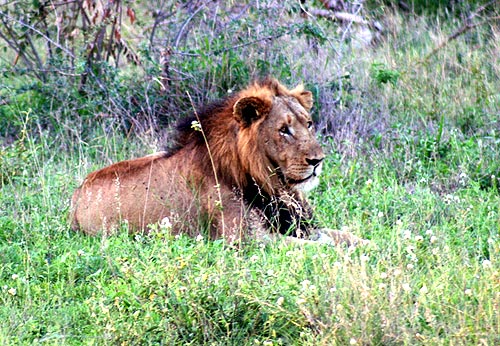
[313,228,370,247]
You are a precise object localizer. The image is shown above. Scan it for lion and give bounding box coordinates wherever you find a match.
[70,78,368,246]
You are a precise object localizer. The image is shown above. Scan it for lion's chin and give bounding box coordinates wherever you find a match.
[294,175,320,192]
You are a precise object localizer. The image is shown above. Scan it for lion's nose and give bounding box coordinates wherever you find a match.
[306,157,324,167]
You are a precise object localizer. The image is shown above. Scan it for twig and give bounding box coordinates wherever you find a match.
[173,4,206,49]
[0,10,76,59]
[423,1,498,62]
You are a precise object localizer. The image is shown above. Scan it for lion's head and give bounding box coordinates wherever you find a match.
[175,78,326,196]
[232,79,325,194]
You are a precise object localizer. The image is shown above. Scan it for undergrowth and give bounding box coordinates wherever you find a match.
[1,2,499,345]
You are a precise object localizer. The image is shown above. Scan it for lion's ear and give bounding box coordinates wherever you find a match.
[233,96,269,127]
[297,90,313,111]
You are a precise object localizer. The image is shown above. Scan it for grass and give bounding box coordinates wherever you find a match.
[1,3,499,345]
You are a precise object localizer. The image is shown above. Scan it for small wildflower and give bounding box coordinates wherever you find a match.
[393,268,402,277]
[403,230,412,240]
[464,288,472,296]
[11,274,19,280]
[160,217,172,229]
[360,254,370,262]
[430,235,438,244]
[419,285,428,294]
[425,229,433,236]
[402,283,411,292]
[301,280,311,290]
[267,269,275,276]
[406,245,416,253]
[333,261,342,268]
[396,219,403,226]
[8,287,17,296]
[250,255,259,263]
[263,341,273,346]
[349,337,358,345]
[296,298,306,305]
[191,120,202,131]
[378,211,384,218]
[407,263,414,270]
[482,260,492,269]
[77,249,85,257]
[378,283,387,290]
[415,235,424,242]
[380,272,388,279]
[365,179,373,186]
[195,234,203,242]
[276,296,285,306]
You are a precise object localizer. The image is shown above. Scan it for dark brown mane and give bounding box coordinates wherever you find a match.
[165,77,294,157]
[166,97,231,157]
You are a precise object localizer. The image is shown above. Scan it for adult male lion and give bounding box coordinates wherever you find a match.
[70,78,367,246]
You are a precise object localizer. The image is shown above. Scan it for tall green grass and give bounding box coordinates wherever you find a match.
[1,4,499,345]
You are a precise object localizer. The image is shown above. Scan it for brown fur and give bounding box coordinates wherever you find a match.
[70,78,367,246]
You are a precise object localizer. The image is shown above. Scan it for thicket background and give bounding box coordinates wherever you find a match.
[0,0,499,345]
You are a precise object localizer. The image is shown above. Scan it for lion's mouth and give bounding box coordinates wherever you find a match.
[286,163,322,186]
[287,174,315,185]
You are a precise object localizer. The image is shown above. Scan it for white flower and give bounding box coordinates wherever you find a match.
[415,235,424,242]
[365,179,373,186]
[296,298,306,305]
[350,337,358,345]
[276,296,284,306]
[160,217,172,229]
[249,255,259,263]
[464,289,472,296]
[195,234,204,242]
[430,235,438,244]
[380,272,388,279]
[301,280,311,290]
[419,285,428,294]
[8,287,17,296]
[11,274,19,280]
[402,283,411,292]
[378,211,384,218]
[406,263,414,270]
[403,230,412,240]
[77,249,85,257]
[482,260,492,269]
[425,229,433,236]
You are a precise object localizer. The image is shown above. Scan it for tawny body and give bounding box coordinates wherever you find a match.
[70,78,368,246]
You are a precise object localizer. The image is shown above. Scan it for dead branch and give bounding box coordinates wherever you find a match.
[423,1,498,62]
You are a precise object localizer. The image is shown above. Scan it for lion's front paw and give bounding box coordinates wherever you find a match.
[314,228,370,247]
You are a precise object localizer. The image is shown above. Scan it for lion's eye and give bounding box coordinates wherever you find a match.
[279,126,292,136]
[307,121,313,130]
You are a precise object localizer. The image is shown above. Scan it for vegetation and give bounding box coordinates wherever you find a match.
[1,1,499,344]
